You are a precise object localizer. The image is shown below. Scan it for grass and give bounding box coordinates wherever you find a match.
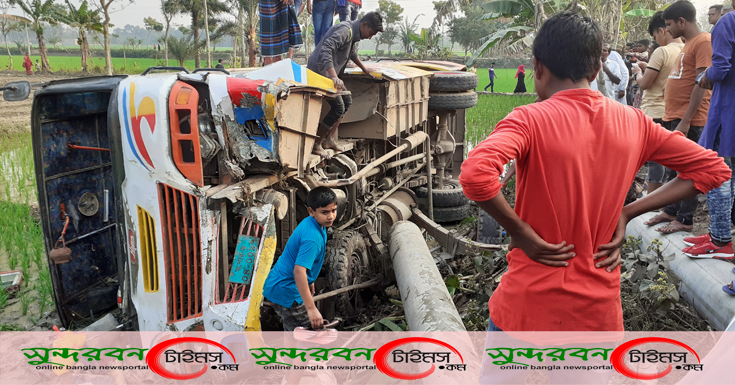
[0,132,52,319]
[466,93,537,150]
[0,55,197,74]
[474,68,535,94]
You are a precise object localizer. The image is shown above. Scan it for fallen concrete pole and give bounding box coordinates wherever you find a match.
[389,221,466,331]
[627,212,735,331]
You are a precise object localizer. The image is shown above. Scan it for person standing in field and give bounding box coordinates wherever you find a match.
[22,53,32,75]
[632,11,685,194]
[484,62,498,92]
[259,0,303,65]
[513,64,527,93]
[684,2,735,262]
[308,0,336,46]
[644,0,713,234]
[460,10,729,335]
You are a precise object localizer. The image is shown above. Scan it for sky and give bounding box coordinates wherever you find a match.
[4,0,724,34]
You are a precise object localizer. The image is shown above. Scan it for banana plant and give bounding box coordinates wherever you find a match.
[54,0,103,73]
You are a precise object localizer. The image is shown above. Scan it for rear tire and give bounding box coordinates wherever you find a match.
[414,180,468,207]
[477,210,503,244]
[324,231,368,316]
[429,71,479,92]
[430,204,472,223]
[428,91,478,110]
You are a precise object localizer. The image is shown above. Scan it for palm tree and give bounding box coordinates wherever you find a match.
[9,0,57,73]
[235,0,257,67]
[175,0,229,68]
[55,0,103,74]
[167,34,197,66]
[211,19,236,53]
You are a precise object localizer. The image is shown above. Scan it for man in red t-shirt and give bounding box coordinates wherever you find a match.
[460,11,730,332]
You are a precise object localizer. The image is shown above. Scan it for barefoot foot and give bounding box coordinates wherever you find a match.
[322,137,349,153]
[312,143,331,159]
[644,212,676,226]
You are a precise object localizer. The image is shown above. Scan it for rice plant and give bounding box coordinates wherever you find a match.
[0,289,8,310]
[19,290,31,316]
[36,269,54,317]
[466,94,537,152]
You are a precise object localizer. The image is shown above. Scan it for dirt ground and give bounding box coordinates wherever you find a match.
[0,72,74,136]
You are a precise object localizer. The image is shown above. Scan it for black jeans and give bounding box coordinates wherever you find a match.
[662,119,704,225]
[323,94,352,128]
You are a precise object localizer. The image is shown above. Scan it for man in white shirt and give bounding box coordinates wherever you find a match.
[609,47,629,103]
[601,45,626,103]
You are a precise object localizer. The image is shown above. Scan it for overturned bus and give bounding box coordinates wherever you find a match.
[2,59,500,331]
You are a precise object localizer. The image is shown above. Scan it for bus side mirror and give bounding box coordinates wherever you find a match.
[2,81,31,101]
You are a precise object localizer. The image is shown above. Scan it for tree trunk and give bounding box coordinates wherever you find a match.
[238,5,245,67]
[203,0,211,67]
[36,28,50,73]
[80,29,88,74]
[248,25,256,67]
[611,0,622,51]
[232,35,237,65]
[164,24,170,66]
[375,42,380,57]
[193,12,201,68]
[4,36,12,69]
[304,17,311,59]
[534,0,547,32]
[103,9,113,75]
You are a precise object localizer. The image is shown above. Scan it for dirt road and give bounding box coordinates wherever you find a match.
[1,72,74,136]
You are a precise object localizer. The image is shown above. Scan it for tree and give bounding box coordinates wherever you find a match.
[398,15,419,54]
[91,0,127,75]
[175,0,228,68]
[1,5,26,69]
[465,0,568,64]
[234,0,257,67]
[409,28,440,59]
[375,0,403,56]
[211,18,235,52]
[161,0,179,66]
[143,16,163,49]
[448,4,495,57]
[9,0,57,73]
[167,34,197,66]
[432,1,454,49]
[55,0,103,73]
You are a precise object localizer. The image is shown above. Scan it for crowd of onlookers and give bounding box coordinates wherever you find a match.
[595,1,735,266]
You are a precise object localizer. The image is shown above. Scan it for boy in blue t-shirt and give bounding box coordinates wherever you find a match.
[262,187,338,330]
